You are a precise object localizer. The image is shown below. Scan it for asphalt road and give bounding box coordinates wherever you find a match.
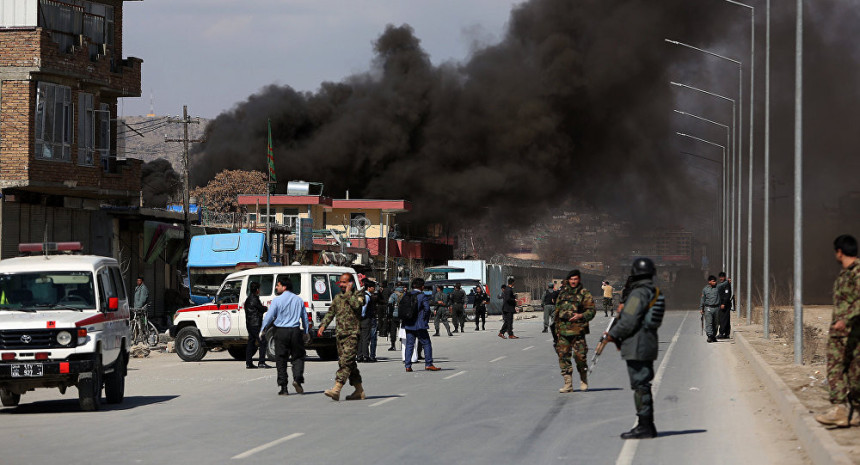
[0,311,808,465]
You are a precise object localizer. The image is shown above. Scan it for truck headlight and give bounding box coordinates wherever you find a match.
[56,331,72,346]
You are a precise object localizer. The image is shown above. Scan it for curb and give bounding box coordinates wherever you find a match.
[735,333,853,465]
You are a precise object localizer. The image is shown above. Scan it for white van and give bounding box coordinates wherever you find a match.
[0,243,130,411]
[171,265,361,362]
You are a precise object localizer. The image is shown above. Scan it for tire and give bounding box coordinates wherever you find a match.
[266,335,276,361]
[78,356,103,411]
[104,351,126,404]
[316,347,338,361]
[145,322,159,347]
[226,346,246,361]
[466,311,476,322]
[130,321,141,345]
[0,389,20,407]
[176,327,207,362]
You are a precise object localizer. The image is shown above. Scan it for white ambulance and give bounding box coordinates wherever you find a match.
[171,265,361,362]
[0,242,130,411]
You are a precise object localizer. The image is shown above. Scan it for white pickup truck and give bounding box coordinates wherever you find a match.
[0,243,130,411]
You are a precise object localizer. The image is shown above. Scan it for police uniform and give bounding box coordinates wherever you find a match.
[319,289,365,400]
[450,287,467,333]
[607,258,664,439]
[433,290,452,336]
[700,284,720,342]
[717,279,732,338]
[553,280,595,392]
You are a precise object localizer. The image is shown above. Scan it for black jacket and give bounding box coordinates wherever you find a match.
[244,294,266,328]
[501,287,517,313]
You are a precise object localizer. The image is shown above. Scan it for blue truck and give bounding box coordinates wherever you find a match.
[187,230,276,305]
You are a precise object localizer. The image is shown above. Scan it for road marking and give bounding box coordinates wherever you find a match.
[444,371,467,380]
[615,311,688,465]
[522,346,535,351]
[545,339,553,343]
[239,375,270,384]
[369,395,405,407]
[489,356,506,363]
[232,432,304,459]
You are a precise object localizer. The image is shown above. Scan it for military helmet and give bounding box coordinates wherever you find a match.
[630,257,656,278]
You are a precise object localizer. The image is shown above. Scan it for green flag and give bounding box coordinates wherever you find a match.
[267,119,276,183]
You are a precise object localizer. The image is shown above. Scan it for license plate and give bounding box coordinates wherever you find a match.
[11,364,44,377]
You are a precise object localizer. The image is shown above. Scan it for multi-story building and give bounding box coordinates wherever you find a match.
[0,0,143,257]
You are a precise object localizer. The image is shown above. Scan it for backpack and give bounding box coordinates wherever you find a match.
[643,288,666,330]
[398,291,420,322]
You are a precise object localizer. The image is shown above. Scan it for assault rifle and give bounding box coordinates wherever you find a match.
[588,315,617,374]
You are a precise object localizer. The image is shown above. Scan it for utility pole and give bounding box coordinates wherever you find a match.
[165,105,204,243]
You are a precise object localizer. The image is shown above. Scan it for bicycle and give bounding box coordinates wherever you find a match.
[130,305,159,348]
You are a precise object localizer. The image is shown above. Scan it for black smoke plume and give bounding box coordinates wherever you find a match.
[141,158,182,208]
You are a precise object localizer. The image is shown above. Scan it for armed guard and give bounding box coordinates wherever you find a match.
[450,283,467,333]
[605,258,665,439]
[553,269,595,393]
[317,273,367,401]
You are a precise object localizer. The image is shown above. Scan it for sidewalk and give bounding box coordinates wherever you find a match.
[733,318,858,465]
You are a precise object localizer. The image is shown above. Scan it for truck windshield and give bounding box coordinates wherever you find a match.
[0,271,96,309]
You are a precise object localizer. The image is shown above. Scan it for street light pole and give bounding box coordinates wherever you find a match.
[670,82,737,273]
[666,39,744,312]
[793,0,803,365]
[763,0,772,338]
[724,0,756,325]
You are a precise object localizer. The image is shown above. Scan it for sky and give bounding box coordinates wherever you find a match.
[120,0,514,119]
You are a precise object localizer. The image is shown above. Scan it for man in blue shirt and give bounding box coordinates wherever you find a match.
[260,276,308,395]
[402,278,441,372]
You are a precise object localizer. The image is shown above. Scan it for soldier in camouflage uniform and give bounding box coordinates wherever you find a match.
[816,235,860,427]
[317,273,367,401]
[553,269,595,393]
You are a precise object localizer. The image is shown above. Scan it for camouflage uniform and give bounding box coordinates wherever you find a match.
[553,283,595,381]
[828,259,860,407]
[319,290,366,386]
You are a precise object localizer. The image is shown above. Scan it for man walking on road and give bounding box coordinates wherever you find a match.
[816,234,860,427]
[450,283,467,333]
[433,285,452,337]
[700,276,720,343]
[554,270,595,393]
[542,283,557,333]
[387,283,405,351]
[605,258,665,439]
[402,278,441,372]
[499,278,519,339]
[260,276,307,395]
[717,272,732,339]
[358,279,376,363]
[243,282,271,369]
[318,273,367,401]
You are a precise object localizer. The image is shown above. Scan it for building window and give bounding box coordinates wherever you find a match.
[78,92,94,165]
[35,82,73,161]
[97,103,110,164]
[37,0,114,56]
[282,208,299,229]
[350,213,371,238]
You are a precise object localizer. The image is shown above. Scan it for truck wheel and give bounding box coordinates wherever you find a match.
[466,312,476,322]
[104,351,126,404]
[176,327,207,362]
[78,356,103,411]
[227,346,246,361]
[0,389,20,407]
[316,347,338,361]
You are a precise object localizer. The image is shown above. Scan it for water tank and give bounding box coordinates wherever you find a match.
[287,181,310,196]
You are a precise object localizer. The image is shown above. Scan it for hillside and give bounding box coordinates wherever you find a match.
[118,115,209,173]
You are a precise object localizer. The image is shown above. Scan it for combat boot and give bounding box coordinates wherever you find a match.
[815,403,850,427]
[559,374,574,393]
[324,381,344,401]
[345,383,366,400]
[620,416,658,439]
[579,372,588,392]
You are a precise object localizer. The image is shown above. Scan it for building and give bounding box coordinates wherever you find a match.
[237,192,453,277]
[0,2,187,324]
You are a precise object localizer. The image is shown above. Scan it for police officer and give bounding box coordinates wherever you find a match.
[450,283,467,333]
[605,258,665,439]
[474,285,490,331]
[717,272,732,339]
[542,283,556,333]
[432,285,452,337]
[358,279,376,363]
[317,273,366,401]
[554,270,595,393]
[700,275,720,343]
